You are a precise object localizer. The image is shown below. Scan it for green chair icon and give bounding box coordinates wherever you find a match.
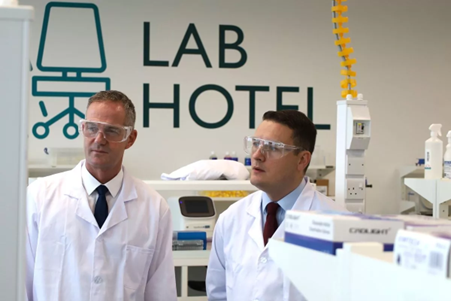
[32,2,111,139]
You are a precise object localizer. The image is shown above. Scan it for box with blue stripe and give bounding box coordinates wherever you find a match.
[284,210,405,255]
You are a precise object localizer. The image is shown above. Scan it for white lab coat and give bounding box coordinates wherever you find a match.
[26,161,177,301]
[206,178,345,301]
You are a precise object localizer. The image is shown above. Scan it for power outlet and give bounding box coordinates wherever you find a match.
[346,179,365,200]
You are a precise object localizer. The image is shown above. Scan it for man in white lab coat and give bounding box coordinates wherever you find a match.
[26,91,177,301]
[206,110,345,301]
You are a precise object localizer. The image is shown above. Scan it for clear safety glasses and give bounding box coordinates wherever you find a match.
[79,119,132,143]
[243,136,303,159]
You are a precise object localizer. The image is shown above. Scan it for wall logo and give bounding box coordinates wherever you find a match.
[31,2,110,140]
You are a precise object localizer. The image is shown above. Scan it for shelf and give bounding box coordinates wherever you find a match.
[306,165,335,179]
[404,178,451,218]
[144,180,257,191]
[397,166,425,214]
[28,164,74,177]
[211,197,241,202]
[404,178,437,204]
[437,179,451,205]
[399,200,415,212]
[172,250,210,267]
[269,239,451,301]
[247,165,334,179]
[0,5,34,19]
[27,166,257,193]
[398,166,424,178]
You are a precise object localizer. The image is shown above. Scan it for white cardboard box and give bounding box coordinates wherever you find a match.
[284,211,404,255]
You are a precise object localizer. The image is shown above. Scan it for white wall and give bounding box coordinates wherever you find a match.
[22,0,451,214]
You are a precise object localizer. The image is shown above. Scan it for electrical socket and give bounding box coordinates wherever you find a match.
[346,179,365,200]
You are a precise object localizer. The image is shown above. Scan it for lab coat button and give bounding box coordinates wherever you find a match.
[260,257,267,264]
[93,276,103,284]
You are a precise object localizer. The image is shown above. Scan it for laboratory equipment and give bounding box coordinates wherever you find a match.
[244,155,251,166]
[224,151,232,160]
[167,196,216,239]
[444,131,451,179]
[172,231,207,250]
[335,94,371,213]
[209,151,217,160]
[332,0,358,98]
[332,2,371,213]
[424,124,443,179]
[79,119,133,142]
[231,151,238,161]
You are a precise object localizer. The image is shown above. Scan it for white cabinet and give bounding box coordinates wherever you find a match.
[0,5,34,301]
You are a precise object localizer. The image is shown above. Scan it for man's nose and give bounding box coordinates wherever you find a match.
[252,145,265,161]
[94,131,107,144]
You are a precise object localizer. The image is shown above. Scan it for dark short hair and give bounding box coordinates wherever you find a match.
[87,90,136,128]
[262,110,317,154]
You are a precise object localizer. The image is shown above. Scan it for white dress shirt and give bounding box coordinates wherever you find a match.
[81,161,123,213]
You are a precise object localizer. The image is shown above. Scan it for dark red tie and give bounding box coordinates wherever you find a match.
[263,202,280,246]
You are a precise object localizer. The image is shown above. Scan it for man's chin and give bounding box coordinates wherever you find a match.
[250,177,265,190]
[87,158,110,169]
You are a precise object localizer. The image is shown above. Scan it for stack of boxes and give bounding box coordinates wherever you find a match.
[284,210,451,278]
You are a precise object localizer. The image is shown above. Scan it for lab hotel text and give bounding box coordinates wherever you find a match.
[142,22,331,130]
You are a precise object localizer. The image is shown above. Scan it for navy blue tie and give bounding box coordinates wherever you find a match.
[94,185,109,228]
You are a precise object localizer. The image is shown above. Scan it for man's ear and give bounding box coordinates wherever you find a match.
[125,129,137,149]
[297,151,311,172]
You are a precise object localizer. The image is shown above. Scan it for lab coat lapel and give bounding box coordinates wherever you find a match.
[271,178,315,241]
[63,161,99,227]
[98,168,137,236]
[246,191,265,250]
[291,179,315,212]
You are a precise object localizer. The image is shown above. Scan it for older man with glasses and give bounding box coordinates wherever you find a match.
[206,110,345,301]
[26,90,177,301]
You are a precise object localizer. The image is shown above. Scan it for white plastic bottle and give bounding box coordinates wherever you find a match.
[444,131,451,179]
[231,151,238,161]
[425,124,443,179]
[209,151,217,160]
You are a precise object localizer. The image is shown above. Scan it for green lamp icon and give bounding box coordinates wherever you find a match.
[32,2,111,139]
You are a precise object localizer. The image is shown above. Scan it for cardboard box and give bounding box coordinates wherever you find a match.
[394,229,451,278]
[315,179,329,196]
[284,210,404,255]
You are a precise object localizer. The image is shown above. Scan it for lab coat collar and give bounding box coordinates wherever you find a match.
[246,177,314,250]
[63,160,138,236]
[271,177,314,242]
[81,162,123,199]
[290,177,314,212]
[246,190,265,250]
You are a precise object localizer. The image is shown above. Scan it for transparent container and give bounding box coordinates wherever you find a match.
[45,147,84,167]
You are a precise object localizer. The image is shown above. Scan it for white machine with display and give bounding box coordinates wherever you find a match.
[167,196,216,239]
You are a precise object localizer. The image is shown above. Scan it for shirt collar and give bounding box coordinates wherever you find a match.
[262,177,307,212]
[81,161,124,197]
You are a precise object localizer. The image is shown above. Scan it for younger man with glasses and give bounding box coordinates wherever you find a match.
[206,110,345,301]
[26,91,177,301]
